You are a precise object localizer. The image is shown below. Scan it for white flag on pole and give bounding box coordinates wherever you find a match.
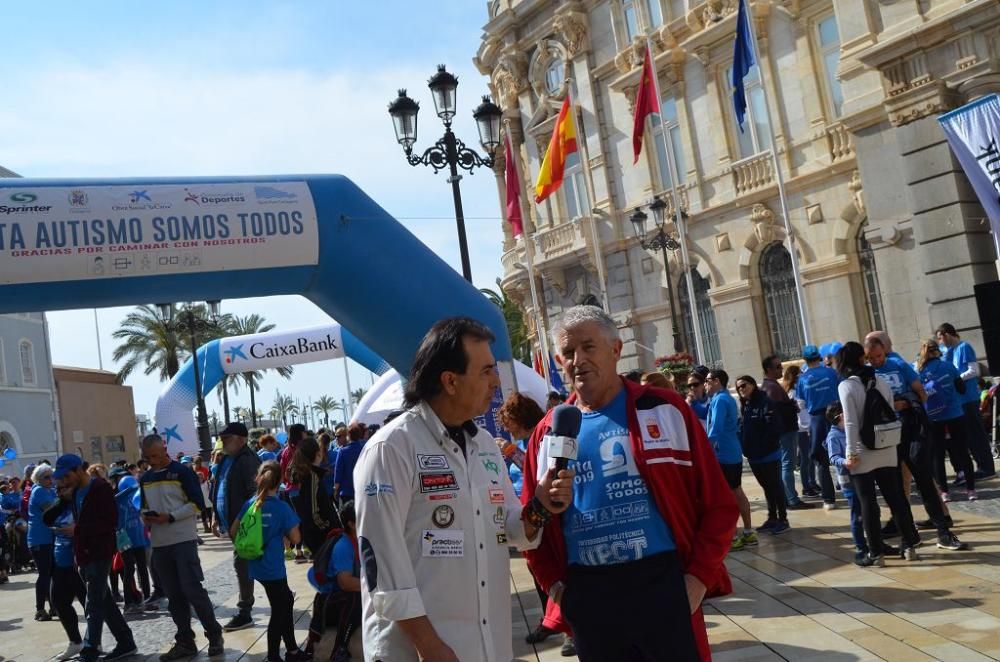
[938,94,1000,255]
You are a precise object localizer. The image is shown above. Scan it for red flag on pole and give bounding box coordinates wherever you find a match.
[632,45,661,164]
[503,132,524,238]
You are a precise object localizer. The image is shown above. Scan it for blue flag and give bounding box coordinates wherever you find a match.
[548,353,565,394]
[732,0,755,132]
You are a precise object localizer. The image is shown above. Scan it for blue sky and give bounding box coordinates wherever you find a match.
[1,1,509,423]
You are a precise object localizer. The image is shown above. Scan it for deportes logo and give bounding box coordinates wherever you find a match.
[184,188,246,205]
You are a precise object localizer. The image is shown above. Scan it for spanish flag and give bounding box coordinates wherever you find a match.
[534,96,578,203]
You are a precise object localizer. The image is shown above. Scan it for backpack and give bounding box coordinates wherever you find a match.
[859,374,901,451]
[311,528,346,586]
[234,499,264,560]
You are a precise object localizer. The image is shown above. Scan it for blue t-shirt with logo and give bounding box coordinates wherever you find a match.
[237,495,300,581]
[562,389,675,566]
[215,456,233,531]
[875,355,920,398]
[707,391,742,465]
[795,365,841,415]
[53,508,76,569]
[919,357,964,421]
[309,534,358,594]
[944,341,979,405]
[27,484,57,547]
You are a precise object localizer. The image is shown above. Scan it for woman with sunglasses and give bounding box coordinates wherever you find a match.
[917,339,976,502]
[686,376,710,430]
[835,341,920,565]
[735,376,788,534]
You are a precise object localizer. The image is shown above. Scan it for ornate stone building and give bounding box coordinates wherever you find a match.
[475,0,999,379]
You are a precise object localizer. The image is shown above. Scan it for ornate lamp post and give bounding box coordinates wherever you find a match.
[629,197,685,353]
[388,65,503,282]
[156,300,223,460]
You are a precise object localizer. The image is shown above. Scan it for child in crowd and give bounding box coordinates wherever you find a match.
[824,401,869,564]
[305,501,362,661]
[231,461,310,662]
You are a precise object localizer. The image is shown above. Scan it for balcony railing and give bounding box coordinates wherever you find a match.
[731,151,774,196]
[826,123,854,163]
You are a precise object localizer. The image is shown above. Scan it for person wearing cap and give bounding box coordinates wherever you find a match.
[210,421,262,633]
[823,342,843,369]
[53,453,138,661]
[139,434,224,660]
[113,472,152,614]
[795,344,841,510]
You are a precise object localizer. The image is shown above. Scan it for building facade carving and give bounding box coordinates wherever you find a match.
[478,0,1000,377]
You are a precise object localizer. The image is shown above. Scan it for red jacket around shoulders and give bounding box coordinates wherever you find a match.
[522,378,738,661]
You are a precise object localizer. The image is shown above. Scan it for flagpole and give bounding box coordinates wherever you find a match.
[505,123,552,390]
[342,356,354,419]
[568,79,611,311]
[742,0,812,344]
[644,39,705,363]
[93,309,104,371]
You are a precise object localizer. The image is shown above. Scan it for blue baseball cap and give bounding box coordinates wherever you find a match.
[53,454,84,479]
[802,344,821,361]
[825,341,843,357]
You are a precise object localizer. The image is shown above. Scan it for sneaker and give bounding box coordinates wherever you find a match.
[852,550,870,566]
[284,649,312,661]
[34,609,52,621]
[857,554,885,568]
[881,543,901,557]
[915,518,937,530]
[159,643,198,661]
[223,612,254,632]
[787,501,815,510]
[802,488,821,498]
[80,647,103,662]
[525,623,556,644]
[208,635,225,657]
[49,607,59,619]
[823,502,837,511]
[902,546,918,561]
[881,520,899,539]
[937,533,968,551]
[560,635,576,657]
[952,472,967,488]
[57,642,84,661]
[102,641,138,660]
[730,536,746,552]
[771,520,790,535]
[968,489,978,501]
[741,531,759,547]
[755,519,777,533]
[941,491,951,503]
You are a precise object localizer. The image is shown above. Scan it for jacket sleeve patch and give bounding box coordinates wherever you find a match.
[639,404,690,453]
[360,535,377,592]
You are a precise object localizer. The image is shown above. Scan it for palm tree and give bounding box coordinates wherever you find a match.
[225,314,295,427]
[217,374,240,424]
[272,391,298,429]
[350,388,366,406]
[111,305,186,383]
[313,396,342,427]
[481,279,532,365]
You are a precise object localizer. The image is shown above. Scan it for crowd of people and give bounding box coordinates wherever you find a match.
[1,310,997,662]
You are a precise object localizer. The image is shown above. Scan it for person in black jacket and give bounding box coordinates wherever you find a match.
[736,376,788,534]
[289,437,341,556]
[210,422,262,632]
[53,454,137,662]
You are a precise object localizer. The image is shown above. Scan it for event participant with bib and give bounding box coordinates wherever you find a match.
[354,317,573,662]
[917,340,977,502]
[795,345,841,509]
[231,461,310,662]
[866,335,966,550]
[937,323,996,478]
[524,306,737,662]
[835,342,920,566]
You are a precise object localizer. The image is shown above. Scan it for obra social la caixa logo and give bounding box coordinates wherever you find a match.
[0,192,53,215]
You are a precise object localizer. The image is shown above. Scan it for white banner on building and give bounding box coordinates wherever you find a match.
[219,324,344,374]
[939,94,1000,257]
[0,181,319,285]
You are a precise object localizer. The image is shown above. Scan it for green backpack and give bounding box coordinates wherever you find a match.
[234,499,264,560]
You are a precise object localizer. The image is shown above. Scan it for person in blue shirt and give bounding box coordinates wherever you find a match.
[333,423,366,504]
[706,370,756,550]
[43,480,88,661]
[304,501,362,661]
[231,461,309,662]
[822,401,868,564]
[686,375,710,429]
[937,323,996,478]
[918,339,977,503]
[114,475,152,614]
[257,434,281,463]
[27,463,58,621]
[736,376,788,534]
[795,344,841,508]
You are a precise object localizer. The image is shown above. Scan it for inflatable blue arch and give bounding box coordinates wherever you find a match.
[0,175,514,454]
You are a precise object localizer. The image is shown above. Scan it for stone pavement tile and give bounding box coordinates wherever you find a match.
[847,631,936,661]
[712,642,784,661]
[918,640,995,661]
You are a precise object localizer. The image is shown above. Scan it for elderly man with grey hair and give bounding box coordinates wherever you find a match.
[522,305,738,661]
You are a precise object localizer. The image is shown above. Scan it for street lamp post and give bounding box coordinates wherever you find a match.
[388,65,503,283]
[156,301,222,461]
[629,197,685,353]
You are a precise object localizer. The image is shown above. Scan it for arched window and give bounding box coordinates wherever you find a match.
[857,227,886,333]
[760,242,804,361]
[19,340,35,386]
[545,59,564,95]
[678,268,723,368]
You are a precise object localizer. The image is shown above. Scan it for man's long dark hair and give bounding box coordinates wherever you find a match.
[404,317,495,408]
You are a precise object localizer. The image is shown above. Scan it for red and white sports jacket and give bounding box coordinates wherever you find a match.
[523,378,738,661]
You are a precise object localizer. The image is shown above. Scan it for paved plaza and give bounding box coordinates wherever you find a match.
[2,471,999,661]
